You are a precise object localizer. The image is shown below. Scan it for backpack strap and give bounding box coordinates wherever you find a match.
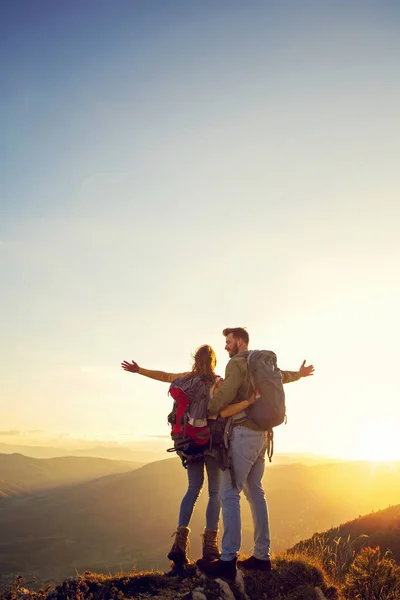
[183,411,188,436]
[230,351,253,425]
[223,418,237,488]
[246,350,256,392]
[230,411,248,424]
[266,430,274,463]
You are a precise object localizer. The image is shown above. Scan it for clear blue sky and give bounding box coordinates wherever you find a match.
[1,0,399,459]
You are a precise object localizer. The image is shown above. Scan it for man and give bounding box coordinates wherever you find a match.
[197,327,314,581]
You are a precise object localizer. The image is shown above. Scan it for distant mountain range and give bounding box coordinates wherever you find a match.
[0,453,142,497]
[0,442,166,463]
[0,441,344,465]
[0,455,398,588]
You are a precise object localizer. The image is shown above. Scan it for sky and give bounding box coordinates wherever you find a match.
[1,0,400,461]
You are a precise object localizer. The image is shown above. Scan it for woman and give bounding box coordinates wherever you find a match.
[121,344,256,570]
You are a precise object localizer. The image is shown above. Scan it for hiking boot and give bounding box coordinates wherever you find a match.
[202,529,221,560]
[165,563,188,577]
[167,526,190,566]
[196,557,237,582]
[237,555,272,571]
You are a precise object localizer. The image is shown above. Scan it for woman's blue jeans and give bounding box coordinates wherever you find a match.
[178,454,221,530]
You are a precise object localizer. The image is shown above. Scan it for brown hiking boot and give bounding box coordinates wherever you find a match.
[167,526,190,566]
[237,555,272,571]
[196,557,237,582]
[202,528,221,560]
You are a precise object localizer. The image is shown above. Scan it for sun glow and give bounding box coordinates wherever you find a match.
[352,425,400,462]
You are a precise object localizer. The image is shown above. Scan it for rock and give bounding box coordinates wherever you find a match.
[192,588,208,600]
[233,570,250,600]
[215,578,236,600]
[15,589,30,600]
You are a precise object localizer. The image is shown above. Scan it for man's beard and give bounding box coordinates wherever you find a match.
[229,343,239,357]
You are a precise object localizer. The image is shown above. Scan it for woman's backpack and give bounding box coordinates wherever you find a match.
[166,376,211,466]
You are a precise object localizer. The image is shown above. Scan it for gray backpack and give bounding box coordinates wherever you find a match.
[246,350,286,432]
[230,350,285,462]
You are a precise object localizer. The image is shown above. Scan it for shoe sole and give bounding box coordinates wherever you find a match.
[197,569,237,583]
[238,566,271,572]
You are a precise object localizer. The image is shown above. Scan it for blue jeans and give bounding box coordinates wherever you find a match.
[178,454,221,530]
[219,426,270,561]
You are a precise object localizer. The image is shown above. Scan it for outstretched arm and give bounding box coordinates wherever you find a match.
[121,360,189,383]
[219,392,257,418]
[281,360,314,384]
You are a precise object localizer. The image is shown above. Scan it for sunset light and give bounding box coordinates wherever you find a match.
[1,2,400,597]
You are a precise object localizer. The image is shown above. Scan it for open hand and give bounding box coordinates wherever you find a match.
[121,360,140,373]
[299,360,314,378]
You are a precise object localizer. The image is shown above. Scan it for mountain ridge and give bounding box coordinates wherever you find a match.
[0,453,143,497]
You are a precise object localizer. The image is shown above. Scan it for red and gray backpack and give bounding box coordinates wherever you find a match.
[166,376,212,466]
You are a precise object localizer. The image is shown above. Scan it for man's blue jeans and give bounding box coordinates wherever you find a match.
[219,426,270,561]
[178,454,221,530]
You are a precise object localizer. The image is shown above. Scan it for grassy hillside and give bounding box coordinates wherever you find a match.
[288,504,400,599]
[0,453,142,497]
[291,504,400,568]
[0,458,398,588]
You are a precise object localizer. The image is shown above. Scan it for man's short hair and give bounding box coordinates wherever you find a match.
[222,327,249,345]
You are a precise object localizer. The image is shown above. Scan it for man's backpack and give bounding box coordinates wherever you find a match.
[246,350,286,461]
[166,376,212,467]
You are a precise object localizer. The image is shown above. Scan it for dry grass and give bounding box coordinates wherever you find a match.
[2,541,399,600]
[0,557,336,600]
[241,552,338,600]
[342,546,400,600]
[287,533,400,600]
